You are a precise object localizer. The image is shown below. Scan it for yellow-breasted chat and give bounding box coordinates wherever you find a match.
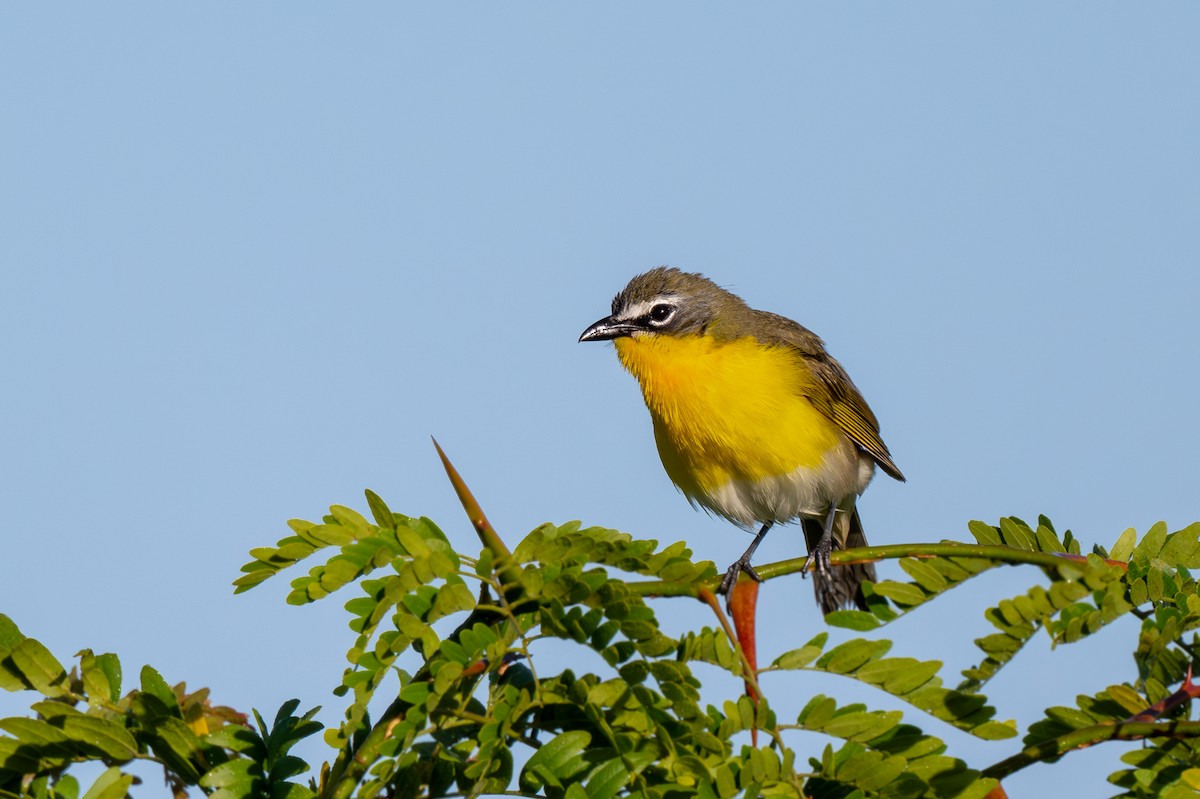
[579,267,904,614]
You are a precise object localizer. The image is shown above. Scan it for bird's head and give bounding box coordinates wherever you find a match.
[578,266,745,343]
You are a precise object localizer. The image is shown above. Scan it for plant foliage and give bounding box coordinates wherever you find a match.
[4,464,1200,798]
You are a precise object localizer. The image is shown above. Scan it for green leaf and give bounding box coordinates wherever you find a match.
[55,775,81,799]
[998,517,1037,550]
[79,651,122,705]
[0,615,30,692]
[201,757,263,791]
[1109,528,1137,562]
[824,610,881,631]
[0,717,72,747]
[899,558,950,592]
[397,681,431,706]
[328,506,372,537]
[9,638,69,697]
[364,490,396,530]
[855,657,941,694]
[271,783,317,799]
[205,724,264,757]
[822,709,901,742]
[585,758,630,799]
[1134,522,1168,562]
[80,767,134,799]
[772,633,828,670]
[0,614,23,650]
[1159,522,1200,567]
[872,581,927,606]
[139,666,180,713]
[968,520,1001,545]
[61,715,139,761]
[0,628,28,698]
[1035,525,1065,553]
[520,730,591,790]
[144,717,207,782]
[817,639,891,674]
[270,754,309,782]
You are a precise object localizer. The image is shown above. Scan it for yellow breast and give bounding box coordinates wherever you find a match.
[613,332,846,506]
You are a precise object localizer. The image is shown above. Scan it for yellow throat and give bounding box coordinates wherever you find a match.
[613,331,846,508]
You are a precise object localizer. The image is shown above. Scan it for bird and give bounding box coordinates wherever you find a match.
[579,266,904,614]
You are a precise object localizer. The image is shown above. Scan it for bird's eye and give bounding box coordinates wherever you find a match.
[648,304,675,325]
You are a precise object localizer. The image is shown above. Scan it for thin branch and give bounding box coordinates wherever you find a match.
[630,542,1117,599]
[1124,665,1200,723]
[982,720,1200,780]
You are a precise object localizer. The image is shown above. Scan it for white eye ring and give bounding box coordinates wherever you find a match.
[648,303,675,325]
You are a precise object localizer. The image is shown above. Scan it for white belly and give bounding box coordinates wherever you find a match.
[689,439,876,528]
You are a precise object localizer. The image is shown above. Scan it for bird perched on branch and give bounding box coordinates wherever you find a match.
[580,267,904,613]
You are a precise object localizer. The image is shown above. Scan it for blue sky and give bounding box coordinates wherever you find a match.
[2,4,1198,796]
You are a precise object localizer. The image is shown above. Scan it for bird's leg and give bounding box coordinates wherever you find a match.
[719,521,773,597]
[801,504,838,580]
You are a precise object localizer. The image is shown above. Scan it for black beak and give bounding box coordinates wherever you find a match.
[579,315,638,342]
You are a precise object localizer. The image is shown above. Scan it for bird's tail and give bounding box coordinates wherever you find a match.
[802,508,876,615]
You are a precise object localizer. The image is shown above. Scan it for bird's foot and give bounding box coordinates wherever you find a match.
[801,534,834,581]
[719,556,762,599]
